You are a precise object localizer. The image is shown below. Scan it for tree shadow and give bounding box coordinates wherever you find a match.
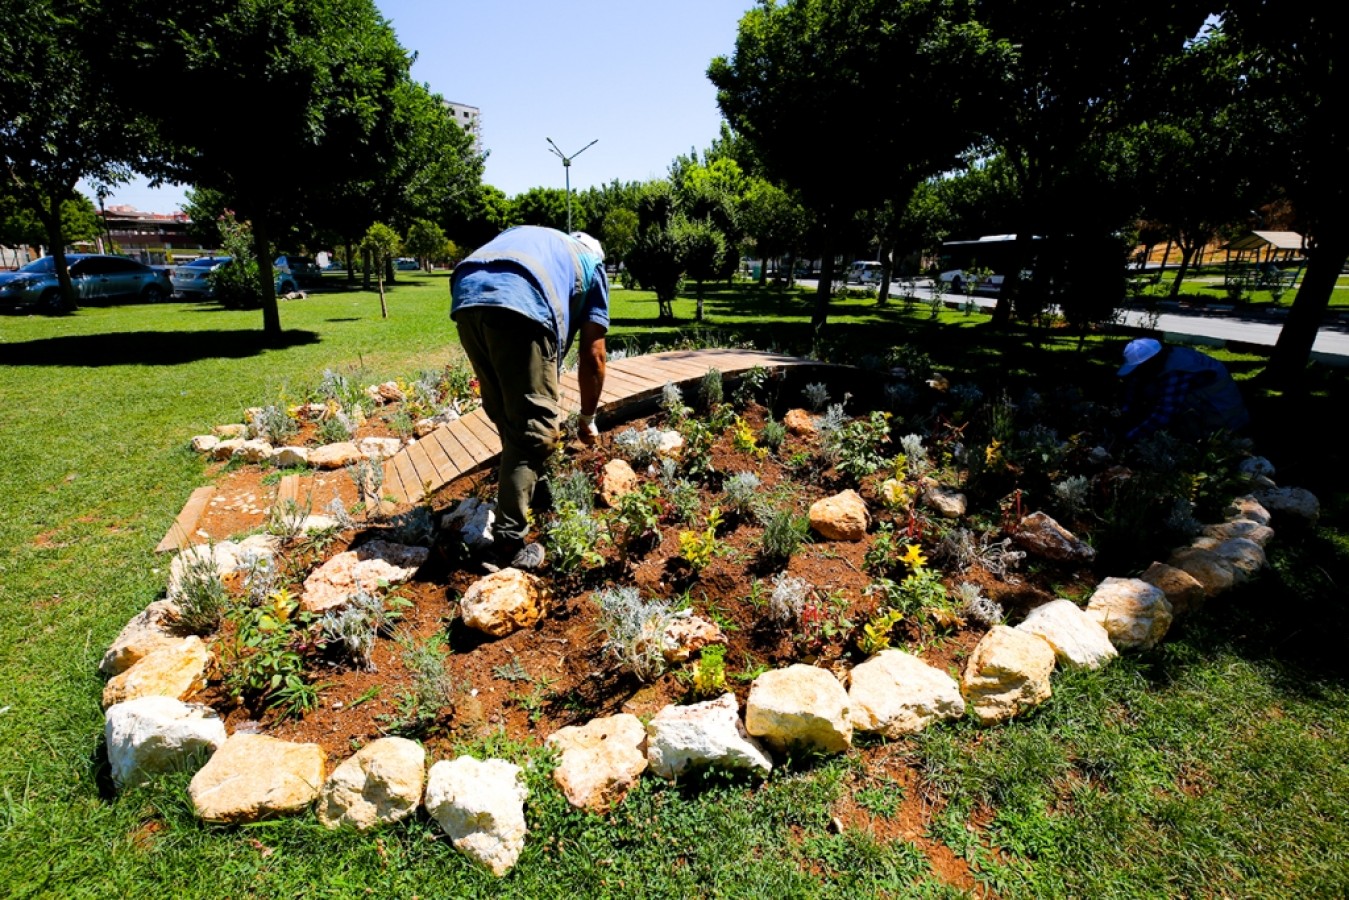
[0,329,321,367]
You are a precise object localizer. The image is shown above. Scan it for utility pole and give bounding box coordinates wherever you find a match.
[546,137,597,233]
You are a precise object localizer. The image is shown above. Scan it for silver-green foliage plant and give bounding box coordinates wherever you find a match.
[268,496,313,541]
[173,547,229,635]
[802,381,831,412]
[613,427,667,468]
[758,416,787,452]
[390,631,456,729]
[317,410,356,445]
[699,368,724,411]
[933,528,1025,577]
[954,582,1003,627]
[769,572,813,625]
[321,589,410,670]
[251,404,298,444]
[545,500,605,575]
[237,549,280,606]
[758,504,809,561]
[661,382,689,423]
[900,433,931,479]
[658,458,700,524]
[1051,475,1092,517]
[721,471,761,517]
[592,585,679,682]
[347,457,384,507]
[551,469,595,515]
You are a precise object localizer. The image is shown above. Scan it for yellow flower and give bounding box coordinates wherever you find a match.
[985,438,1002,466]
[900,543,927,571]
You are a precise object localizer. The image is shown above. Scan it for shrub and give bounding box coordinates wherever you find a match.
[613,427,667,468]
[551,468,595,515]
[678,508,724,573]
[758,505,809,561]
[732,365,768,409]
[822,411,892,482]
[759,417,787,452]
[721,472,761,517]
[320,589,408,670]
[769,572,813,625]
[317,411,355,445]
[173,548,229,634]
[698,368,724,411]
[592,585,679,682]
[802,382,831,412]
[251,403,298,444]
[687,644,728,699]
[657,458,701,524]
[544,500,605,575]
[386,631,456,733]
[660,382,689,424]
[954,582,1003,627]
[611,483,666,552]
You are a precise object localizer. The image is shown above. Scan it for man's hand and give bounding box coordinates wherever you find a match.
[578,413,599,446]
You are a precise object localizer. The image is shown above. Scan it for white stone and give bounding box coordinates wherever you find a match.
[424,757,528,877]
[1167,546,1236,598]
[209,438,244,460]
[961,626,1056,726]
[1140,562,1206,618]
[414,418,437,438]
[102,637,211,709]
[460,569,550,637]
[189,733,326,823]
[212,423,248,439]
[101,599,184,676]
[309,442,363,469]
[846,649,965,737]
[922,480,967,518]
[1210,537,1267,585]
[299,514,339,534]
[1017,599,1118,669]
[1014,511,1095,563]
[273,445,310,468]
[105,696,227,789]
[547,714,648,813]
[599,459,639,507]
[656,430,684,457]
[190,435,219,454]
[358,436,402,459]
[1253,486,1320,526]
[1201,519,1274,548]
[317,737,426,831]
[231,439,274,464]
[300,540,429,613]
[1085,577,1173,650]
[646,693,772,779]
[808,490,869,542]
[1225,495,1271,526]
[441,497,496,552]
[745,664,852,753]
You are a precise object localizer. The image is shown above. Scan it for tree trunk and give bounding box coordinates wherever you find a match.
[36,192,76,309]
[345,240,356,283]
[1168,243,1197,299]
[377,273,388,318]
[875,247,893,307]
[1264,229,1349,386]
[362,246,372,290]
[812,238,835,332]
[252,217,281,336]
[695,281,704,322]
[990,231,1036,328]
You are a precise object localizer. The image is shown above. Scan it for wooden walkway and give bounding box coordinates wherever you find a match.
[381,347,819,507]
[155,348,826,551]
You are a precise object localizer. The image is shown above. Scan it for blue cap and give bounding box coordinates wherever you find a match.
[1118,338,1162,376]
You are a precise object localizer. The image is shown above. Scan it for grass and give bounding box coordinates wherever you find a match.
[1128,265,1349,310]
[2,272,1348,897]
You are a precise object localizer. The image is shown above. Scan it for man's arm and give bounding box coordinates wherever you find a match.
[576,320,607,445]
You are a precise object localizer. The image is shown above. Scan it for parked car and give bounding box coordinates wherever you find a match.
[274,255,322,287]
[846,260,886,285]
[170,256,299,299]
[394,257,420,271]
[0,254,173,313]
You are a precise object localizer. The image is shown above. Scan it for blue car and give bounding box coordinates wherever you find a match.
[0,254,173,313]
[170,256,300,299]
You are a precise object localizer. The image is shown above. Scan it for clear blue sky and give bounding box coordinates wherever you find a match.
[88,0,755,214]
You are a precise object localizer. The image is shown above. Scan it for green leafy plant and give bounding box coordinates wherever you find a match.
[171,547,229,634]
[731,415,767,459]
[383,631,455,735]
[759,416,787,452]
[678,507,725,573]
[698,368,724,411]
[676,416,716,481]
[731,365,768,409]
[687,644,728,699]
[551,468,595,514]
[758,504,809,562]
[822,411,892,482]
[857,608,904,656]
[721,471,762,518]
[218,589,317,712]
[611,482,666,552]
[544,500,606,575]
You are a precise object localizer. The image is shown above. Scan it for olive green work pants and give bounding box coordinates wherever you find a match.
[454,306,561,545]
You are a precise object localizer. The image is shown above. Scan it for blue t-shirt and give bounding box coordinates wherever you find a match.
[450,226,608,361]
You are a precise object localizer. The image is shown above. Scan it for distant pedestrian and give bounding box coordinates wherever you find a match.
[451,226,609,571]
[1118,338,1249,442]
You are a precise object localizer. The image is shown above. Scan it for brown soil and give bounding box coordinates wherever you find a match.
[184,398,1098,891]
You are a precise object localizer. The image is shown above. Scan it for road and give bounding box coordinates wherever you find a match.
[798,278,1349,361]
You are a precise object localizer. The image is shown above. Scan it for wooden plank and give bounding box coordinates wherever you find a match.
[448,419,494,464]
[602,368,667,397]
[461,410,502,454]
[155,486,217,554]
[389,452,423,504]
[418,431,454,483]
[429,426,477,475]
[607,360,673,388]
[276,474,300,505]
[401,441,441,497]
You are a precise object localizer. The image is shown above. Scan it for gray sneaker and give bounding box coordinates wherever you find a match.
[509,542,546,571]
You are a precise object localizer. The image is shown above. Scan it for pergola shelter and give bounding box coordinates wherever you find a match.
[1221,230,1306,290]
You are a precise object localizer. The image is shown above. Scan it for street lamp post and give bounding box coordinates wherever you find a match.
[546,137,597,233]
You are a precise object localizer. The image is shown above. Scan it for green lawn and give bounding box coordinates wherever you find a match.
[1130,267,1349,310]
[2,275,1347,898]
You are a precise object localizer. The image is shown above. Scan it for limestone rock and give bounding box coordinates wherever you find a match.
[1253,486,1319,527]
[1140,562,1206,618]
[232,439,274,464]
[808,490,869,542]
[547,714,648,813]
[101,599,185,676]
[300,540,429,613]
[847,649,965,737]
[656,430,684,457]
[961,626,1056,725]
[424,757,528,877]
[441,497,495,552]
[104,696,227,789]
[1201,519,1274,548]
[272,445,310,468]
[1239,456,1276,478]
[357,436,402,460]
[460,568,549,637]
[299,514,339,535]
[102,637,210,709]
[921,480,967,519]
[745,664,852,753]
[189,435,219,454]
[646,693,772,779]
[661,615,725,663]
[209,438,244,460]
[212,423,248,439]
[414,418,438,438]
[1166,546,1236,598]
[367,381,405,404]
[309,442,363,469]
[189,733,326,823]
[1014,512,1096,564]
[1210,537,1267,585]
[1224,495,1271,527]
[1016,599,1118,669]
[1085,577,1172,650]
[317,737,426,831]
[599,459,639,507]
[783,408,815,436]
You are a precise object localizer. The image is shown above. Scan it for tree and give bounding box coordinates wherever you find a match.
[103,0,411,337]
[1219,2,1348,385]
[625,181,686,322]
[0,188,100,250]
[600,207,639,267]
[679,218,727,322]
[710,0,999,331]
[2,0,143,306]
[360,222,401,319]
[449,184,514,250]
[511,187,572,231]
[403,219,449,272]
